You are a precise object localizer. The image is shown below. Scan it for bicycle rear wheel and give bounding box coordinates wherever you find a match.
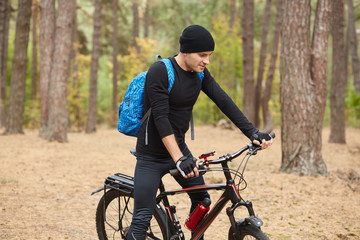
[228,224,269,240]
[96,189,169,240]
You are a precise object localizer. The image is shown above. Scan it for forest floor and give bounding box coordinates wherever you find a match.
[1,125,360,240]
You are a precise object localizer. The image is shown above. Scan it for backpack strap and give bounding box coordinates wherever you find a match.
[159,58,175,92]
[142,58,174,145]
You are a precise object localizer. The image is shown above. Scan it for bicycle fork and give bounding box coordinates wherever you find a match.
[227,200,264,237]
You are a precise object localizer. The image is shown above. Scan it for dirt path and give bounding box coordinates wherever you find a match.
[1,126,360,240]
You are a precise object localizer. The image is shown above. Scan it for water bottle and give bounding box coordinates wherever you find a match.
[185,198,211,231]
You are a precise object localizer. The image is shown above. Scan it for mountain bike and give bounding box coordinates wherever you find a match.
[92,133,275,240]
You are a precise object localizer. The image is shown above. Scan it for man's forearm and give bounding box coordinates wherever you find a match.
[162,134,183,163]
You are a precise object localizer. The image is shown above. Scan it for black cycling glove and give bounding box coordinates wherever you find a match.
[250,131,272,143]
[176,156,197,177]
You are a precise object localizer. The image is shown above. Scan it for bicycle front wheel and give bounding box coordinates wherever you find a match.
[228,224,269,240]
[96,189,169,240]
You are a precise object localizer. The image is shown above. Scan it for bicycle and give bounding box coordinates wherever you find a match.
[92,133,275,240]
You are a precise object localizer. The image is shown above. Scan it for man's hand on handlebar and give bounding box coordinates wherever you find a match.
[176,156,199,179]
[250,132,274,150]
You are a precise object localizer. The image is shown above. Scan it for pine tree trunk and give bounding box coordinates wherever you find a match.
[242,0,255,123]
[329,0,347,144]
[0,0,11,128]
[70,0,81,130]
[144,0,149,38]
[262,0,283,133]
[31,0,38,101]
[112,0,119,126]
[46,0,75,142]
[5,0,32,134]
[310,0,332,176]
[85,0,102,133]
[280,0,329,176]
[39,0,55,137]
[254,0,272,128]
[229,0,236,29]
[347,0,360,93]
[132,0,139,52]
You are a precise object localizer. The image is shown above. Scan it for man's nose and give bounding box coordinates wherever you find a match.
[203,56,210,65]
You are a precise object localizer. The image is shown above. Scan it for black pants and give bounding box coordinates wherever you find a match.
[126,148,209,240]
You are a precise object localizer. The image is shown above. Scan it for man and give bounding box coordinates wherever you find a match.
[127,25,273,240]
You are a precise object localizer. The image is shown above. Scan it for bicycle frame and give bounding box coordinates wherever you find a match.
[155,153,262,240]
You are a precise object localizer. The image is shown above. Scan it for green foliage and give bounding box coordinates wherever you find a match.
[97,56,113,124]
[67,54,91,130]
[345,85,360,127]
[118,38,158,101]
[194,15,243,123]
[120,38,158,82]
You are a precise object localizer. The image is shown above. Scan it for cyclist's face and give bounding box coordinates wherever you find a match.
[184,51,213,73]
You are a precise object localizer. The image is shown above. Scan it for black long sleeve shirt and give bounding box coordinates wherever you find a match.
[136,57,258,158]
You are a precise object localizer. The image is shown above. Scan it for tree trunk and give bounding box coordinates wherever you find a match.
[242,0,255,123]
[144,0,149,38]
[85,0,102,133]
[39,0,55,137]
[262,0,283,133]
[46,0,75,142]
[347,0,360,93]
[112,0,119,126]
[132,0,139,52]
[70,0,81,130]
[329,0,347,144]
[31,0,38,101]
[229,0,236,29]
[254,0,272,128]
[5,0,32,134]
[0,0,10,128]
[280,0,329,176]
[309,0,332,175]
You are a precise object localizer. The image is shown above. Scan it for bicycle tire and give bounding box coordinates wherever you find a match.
[228,224,269,240]
[96,189,170,240]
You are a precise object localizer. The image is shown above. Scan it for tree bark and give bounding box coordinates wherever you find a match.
[230,0,236,29]
[254,0,272,128]
[242,0,255,123]
[5,0,32,134]
[132,0,139,52]
[70,0,81,130]
[46,0,75,142]
[144,0,149,38]
[85,0,102,133]
[262,0,283,133]
[0,0,10,128]
[31,0,38,101]
[329,0,347,144]
[39,0,55,137]
[309,0,332,175]
[280,0,329,176]
[111,0,119,126]
[347,0,360,93]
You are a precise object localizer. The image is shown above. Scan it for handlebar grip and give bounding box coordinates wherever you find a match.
[269,132,275,139]
[169,162,206,177]
[169,169,180,176]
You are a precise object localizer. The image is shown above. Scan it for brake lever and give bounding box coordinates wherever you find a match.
[248,143,262,155]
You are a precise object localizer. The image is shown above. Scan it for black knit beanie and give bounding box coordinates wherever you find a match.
[179,25,215,53]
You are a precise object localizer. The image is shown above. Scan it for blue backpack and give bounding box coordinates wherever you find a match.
[117,58,204,138]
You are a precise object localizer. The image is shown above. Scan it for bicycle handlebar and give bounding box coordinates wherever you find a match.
[169,132,275,177]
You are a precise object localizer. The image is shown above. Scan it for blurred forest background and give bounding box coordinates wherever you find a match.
[0,0,359,176]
